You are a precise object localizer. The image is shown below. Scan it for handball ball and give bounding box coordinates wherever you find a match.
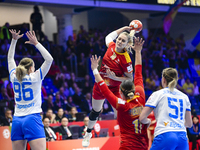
[129,20,143,33]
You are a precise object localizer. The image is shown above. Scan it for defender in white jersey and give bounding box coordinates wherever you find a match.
[8,30,53,150]
[139,68,192,150]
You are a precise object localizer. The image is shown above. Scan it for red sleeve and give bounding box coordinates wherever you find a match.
[97,81,128,111]
[134,65,143,88]
[134,65,145,105]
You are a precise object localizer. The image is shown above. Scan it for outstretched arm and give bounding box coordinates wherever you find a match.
[8,30,24,73]
[25,31,53,78]
[105,26,132,47]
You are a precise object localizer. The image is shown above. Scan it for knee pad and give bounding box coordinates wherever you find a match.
[89,109,101,121]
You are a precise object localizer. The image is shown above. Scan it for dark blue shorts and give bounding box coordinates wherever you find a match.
[150,131,188,150]
[11,113,45,142]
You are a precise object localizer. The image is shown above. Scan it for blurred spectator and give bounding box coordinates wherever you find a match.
[175,33,186,48]
[55,108,65,123]
[0,60,8,78]
[61,65,71,81]
[187,116,200,150]
[65,96,77,111]
[182,78,194,96]
[0,22,10,41]
[56,117,72,140]
[193,81,200,97]
[177,73,185,92]
[30,5,43,41]
[54,73,65,89]
[59,87,67,100]
[177,46,190,78]
[79,116,90,138]
[41,85,48,101]
[68,107,78,122]
[81,93,92,114]
[53,92,64,112]
[78,53,87,77]
[0,87,11,101]
[43,117,57,141]
[6,82,14,100]
[66,35,75,53]
[47,61,61,78]
[43,108,56,124]
[42,95,54,113]
[72,87,84,107]
[0,39,10,55]
[0,108,12,126]
[63,48,75,71]
[102,100,113,114]
[62,82,70,98]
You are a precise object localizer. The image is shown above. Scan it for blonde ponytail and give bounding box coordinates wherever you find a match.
[127,92,134,99]
[168,78,177,92]
[16,57,34,82]
[16,65,27,82]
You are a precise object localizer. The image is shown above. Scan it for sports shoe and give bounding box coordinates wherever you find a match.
[82,132,92,147]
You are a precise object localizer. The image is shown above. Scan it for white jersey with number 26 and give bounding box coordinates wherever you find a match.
[10,68,44,116]
[145,88,191,137]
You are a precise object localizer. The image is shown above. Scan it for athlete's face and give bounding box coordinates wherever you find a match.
[116,34,128,50]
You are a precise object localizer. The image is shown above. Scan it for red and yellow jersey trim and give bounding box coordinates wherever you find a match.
[115,49,131,63]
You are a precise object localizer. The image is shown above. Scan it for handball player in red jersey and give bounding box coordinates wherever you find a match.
[82,26,137,147]
[83,37,150,150]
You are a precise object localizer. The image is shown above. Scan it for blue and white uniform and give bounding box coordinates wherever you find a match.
[145,87,191,150]
[8,39,53,141]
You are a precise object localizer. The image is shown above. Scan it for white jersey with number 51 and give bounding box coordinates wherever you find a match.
[145,88,191,137]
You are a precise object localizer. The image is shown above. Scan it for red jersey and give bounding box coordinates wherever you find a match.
[97,65,148,150]
[99,42,133,87]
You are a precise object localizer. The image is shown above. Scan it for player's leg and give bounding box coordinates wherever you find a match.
[28,138,46,150]
[12,140,27,150]
[82,98,104,147]
[23,114,46,150]
[150,132,177,150]
[175,132,189,150]
[11,116,27,150]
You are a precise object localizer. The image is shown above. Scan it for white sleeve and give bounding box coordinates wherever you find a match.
[145,91,160,108]
[186,96,191,111]
[7,39,17,73]
[35,43,53,79]
[105,31,118,47]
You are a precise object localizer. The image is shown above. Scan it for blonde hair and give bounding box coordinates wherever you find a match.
[162,68,178,92]
[16,58,33,82]
[119,30,135,54]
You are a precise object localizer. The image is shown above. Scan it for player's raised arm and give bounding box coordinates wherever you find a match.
[105,26,132,47]
[8,30,24,73]
[25,31,53,78]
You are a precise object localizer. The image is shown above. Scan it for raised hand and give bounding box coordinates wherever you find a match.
[131,37,145,53]
[90,55,101,71]
[25,31,38,46]
[9,29,23,40]
[105,69,117,80]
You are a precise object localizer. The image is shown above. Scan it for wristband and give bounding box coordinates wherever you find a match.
[93,68,99,75]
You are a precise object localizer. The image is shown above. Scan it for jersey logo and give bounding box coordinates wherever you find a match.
[118,98,125,105]
[164,121,169,126]
[110,52,117,60]
[127,65,133,73]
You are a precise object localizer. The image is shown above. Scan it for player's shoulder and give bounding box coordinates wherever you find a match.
[173,88,188,98]
[108,41,115,48]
